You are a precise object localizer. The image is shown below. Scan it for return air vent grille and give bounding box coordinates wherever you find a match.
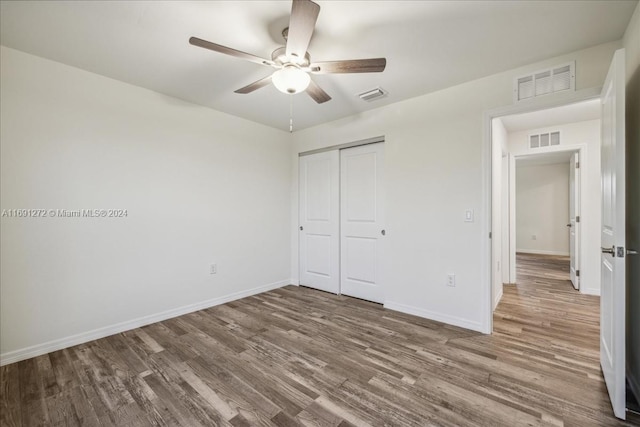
[358,87,387,102]
[529,131,561,149]
[515,62,575,103]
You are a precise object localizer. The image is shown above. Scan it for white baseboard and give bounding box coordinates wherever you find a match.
[580,287,601,296]
[493,287,504,310]
[384,301,484,333]
[516,249,570,256]
[0,279,291,366]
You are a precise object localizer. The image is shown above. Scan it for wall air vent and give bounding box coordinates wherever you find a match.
[514,62,575,103]
[358,87,387,102]
[529,131,561,149]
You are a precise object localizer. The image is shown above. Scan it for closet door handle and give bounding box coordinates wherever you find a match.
[300,226,303,231]
[381,230,386,236]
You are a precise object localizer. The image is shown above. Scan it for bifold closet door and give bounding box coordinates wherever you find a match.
[340,143,385,303]
[299,151,340,294]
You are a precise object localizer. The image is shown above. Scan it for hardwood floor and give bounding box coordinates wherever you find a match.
[1,254,636,426]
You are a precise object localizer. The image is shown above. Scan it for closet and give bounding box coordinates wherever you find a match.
[299,141,385,303]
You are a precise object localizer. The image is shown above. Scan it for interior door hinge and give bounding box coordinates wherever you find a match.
[489,232,492,239]
[576,216,580,223]
[576,270,580,277]
[576,162,580,169]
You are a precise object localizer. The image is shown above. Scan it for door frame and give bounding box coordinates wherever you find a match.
[570,151,581,289]
[509,145,587,288]
[482,86,602,334]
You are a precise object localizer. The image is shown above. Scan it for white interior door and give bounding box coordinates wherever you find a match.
[340,143,385,303]
[600,48,626,420]
[569,152,580,290]
[299,151,340,294]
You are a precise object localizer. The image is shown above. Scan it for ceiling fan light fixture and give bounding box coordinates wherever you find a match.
[189,0,386,105]
[272,65,311,94]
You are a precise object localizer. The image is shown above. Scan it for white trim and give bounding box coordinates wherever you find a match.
[516,249,570,256]
[484,86,602,334]
[482,108,493,334]
[494,86,601,119]
[511,142,588,292]
[298,135,385,157]
[509,154,517,284]
[384,301,484,333]
[493,287,504,311]
[0,279,291,366]
[581,287,601,296]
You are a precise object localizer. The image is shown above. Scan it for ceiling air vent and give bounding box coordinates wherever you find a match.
[514,62,575,103]
[529,131,561,149]
[358,87,387,102]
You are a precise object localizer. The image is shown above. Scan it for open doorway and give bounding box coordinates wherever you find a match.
[486,50,634,421]
[513,151,578,291]
[491,98,602,308]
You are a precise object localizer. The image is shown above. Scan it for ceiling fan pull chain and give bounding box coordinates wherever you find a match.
[289,95,294,133]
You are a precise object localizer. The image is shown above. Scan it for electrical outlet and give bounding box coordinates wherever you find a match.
[447,274,455,287]
[210,264,217,274]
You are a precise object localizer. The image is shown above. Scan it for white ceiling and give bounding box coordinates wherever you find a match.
[0,1,636,131]
[500,98,601,132]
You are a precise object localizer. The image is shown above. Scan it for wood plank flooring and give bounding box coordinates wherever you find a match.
[1,253,637,426]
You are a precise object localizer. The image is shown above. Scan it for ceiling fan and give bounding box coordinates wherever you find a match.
[189,0,386,104]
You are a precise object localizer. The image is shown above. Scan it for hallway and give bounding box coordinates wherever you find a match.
[493,253,632,425]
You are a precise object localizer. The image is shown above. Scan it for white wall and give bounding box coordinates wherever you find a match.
[290,41,620,333]
[515,162,570,255]
[623,1,640,403]
[491,118,508,309]
[508,119,601,294]
[0,47,292,363]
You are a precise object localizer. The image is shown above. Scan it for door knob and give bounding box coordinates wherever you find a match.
[299,226,303,231]
[566,224,572,227]
[381,230,386,236]
[601,246,615,255]
[628,249,638,255]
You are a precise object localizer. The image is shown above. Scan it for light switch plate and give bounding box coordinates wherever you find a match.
[464,210,474,222]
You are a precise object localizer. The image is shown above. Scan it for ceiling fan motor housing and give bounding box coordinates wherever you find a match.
[271,46,311,68]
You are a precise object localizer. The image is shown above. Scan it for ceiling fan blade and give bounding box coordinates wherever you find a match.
[189,37,274,67]
[309,58,387,74]
[306,79,331,104]
[234,75,273,94]
[285,0,320,60]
